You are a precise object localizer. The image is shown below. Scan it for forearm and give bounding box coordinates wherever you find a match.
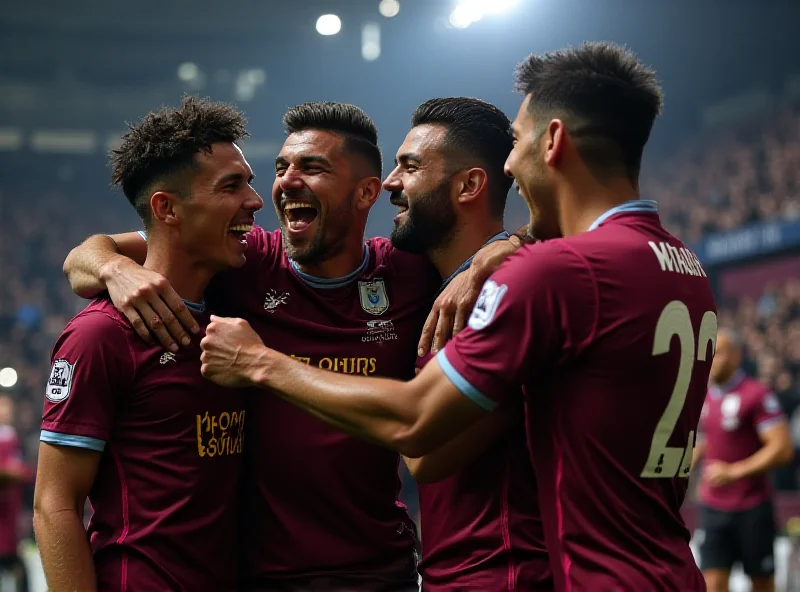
[254,348,420,451]
[63,234,129,298]
[733,441,794,479]
[34,506,96,592]
[691,439,706,471]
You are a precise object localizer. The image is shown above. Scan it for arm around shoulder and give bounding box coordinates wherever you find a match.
[64,231,147,298]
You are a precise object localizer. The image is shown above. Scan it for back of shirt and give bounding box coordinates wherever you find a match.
[211,227,440,586]
[699,374,784,511]
[442,210,716,591]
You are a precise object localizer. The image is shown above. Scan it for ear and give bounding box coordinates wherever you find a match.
[544,119,566,167]
[355,177,382,212]
[456,168,488,205]
[150,191,180,227]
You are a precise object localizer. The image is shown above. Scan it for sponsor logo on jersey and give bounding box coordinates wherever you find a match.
[362,320,398,343]
[264,289,290,313]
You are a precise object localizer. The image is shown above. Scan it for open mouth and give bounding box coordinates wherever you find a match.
[228,222,253,243]
[283,201,319,233]
[390,196,409,222]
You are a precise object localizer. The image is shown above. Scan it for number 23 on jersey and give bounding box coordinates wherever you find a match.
[641,300,717,479]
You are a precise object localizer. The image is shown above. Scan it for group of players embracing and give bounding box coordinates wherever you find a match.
[32,41,717,592]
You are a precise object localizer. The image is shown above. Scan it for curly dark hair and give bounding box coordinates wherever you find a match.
[110,95,249,226]
[283,101,382,177]
[514,41,663,184]
[411,97,513,220]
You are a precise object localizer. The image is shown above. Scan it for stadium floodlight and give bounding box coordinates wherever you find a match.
[316,14,342,36]
[0,367,17,388]
[177,62,200,82]
[378,0,400,18]
[449,0,517,28]
[362,23,381,61]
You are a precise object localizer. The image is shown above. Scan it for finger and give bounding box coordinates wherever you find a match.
[432,310,454,353]
[122,303,156,346]
[158,285,200,337]
[134,301,177,352]
[418,308,440,357]
[452,306,468,337]
[148,296,192,348]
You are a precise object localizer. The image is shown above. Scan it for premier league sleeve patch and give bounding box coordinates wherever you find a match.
[468,280,508,331]
[46,358,75,403]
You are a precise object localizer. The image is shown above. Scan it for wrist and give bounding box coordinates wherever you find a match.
[98,255,134,287]
[728,461,747,481]
[249,345,276,388]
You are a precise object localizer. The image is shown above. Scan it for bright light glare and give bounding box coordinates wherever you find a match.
[449,4,476,28]
[316,14,342,36]
[0,368,17,388]
[177,62,199,82]
[378,0,400,18]
[450,0,517,28]
[362,22,381,61]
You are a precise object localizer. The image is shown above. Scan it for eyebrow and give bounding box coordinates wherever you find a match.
[395,152,422,166]
[215,172,254,188]
[275,155,333,169]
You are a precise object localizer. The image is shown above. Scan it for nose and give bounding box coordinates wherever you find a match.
[382,167,402,192]
[279,167,304,192]
[246,186,264,212]
[503,157,514,179]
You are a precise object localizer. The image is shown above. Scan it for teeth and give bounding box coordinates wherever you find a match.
[229,224,253,232]
[284,202,317,211]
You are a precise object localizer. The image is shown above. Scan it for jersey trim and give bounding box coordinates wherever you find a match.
[290,245,370,289]
[436,350,498,411]
[756,417,786,435]
[40,430,105,452]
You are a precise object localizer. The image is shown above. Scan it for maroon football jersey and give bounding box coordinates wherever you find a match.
[440,205,716,591]
[0,425,24,557]
[210,227,439,588]
[41,299,245,592]
[699,371,785,511]
[414,352,551,591]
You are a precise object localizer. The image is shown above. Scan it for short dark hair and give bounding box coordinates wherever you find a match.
[411,97,513,220]
[514,41,663,183]
[283,101,382,178]
[110,96,249,227]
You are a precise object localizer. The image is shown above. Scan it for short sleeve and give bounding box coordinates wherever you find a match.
[40,311,135,451]
[753,389,786,435]
[438,241,597,410]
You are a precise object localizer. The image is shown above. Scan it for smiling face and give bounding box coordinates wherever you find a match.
[384,124,457,254]
[168,142,264,270]
[273,130,365,265]
[505,95,560,240]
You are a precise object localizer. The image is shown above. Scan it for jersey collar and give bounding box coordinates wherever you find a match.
[289,244,370,290]
[438,231,510,294]
[588,200,659,232]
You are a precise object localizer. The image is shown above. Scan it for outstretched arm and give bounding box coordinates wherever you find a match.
[63,232,198,349]
[199,317,490,458]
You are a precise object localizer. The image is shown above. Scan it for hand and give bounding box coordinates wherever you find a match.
[703,460,743,488]
[417,239,519,356]
[200,316,267,388]
[102,258,199,351]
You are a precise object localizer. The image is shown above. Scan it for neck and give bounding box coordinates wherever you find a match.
[294,227,367,279]
[143,240,214,304]
[559,176,639,237]
[428,219,505,279]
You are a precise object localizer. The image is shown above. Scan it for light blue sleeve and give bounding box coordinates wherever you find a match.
[435,350,499,411]
[40,430,106,452]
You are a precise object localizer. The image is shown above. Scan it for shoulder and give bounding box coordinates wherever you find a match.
[245,225,283,260]
[64,300,131,339]
[367,236,439,297]
[54,300,136,368]
[494,239,594,292]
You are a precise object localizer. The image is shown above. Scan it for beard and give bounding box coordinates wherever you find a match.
[281,189,354,267]
[390,180,457,255]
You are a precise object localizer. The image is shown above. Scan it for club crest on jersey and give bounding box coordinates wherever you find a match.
[359,279,389,315]
[46,358,74,403]
[468,280,508,331]
[720,393,741,431]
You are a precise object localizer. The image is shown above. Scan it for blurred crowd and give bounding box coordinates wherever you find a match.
[649,103,800,244]
[1,101,799,540]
